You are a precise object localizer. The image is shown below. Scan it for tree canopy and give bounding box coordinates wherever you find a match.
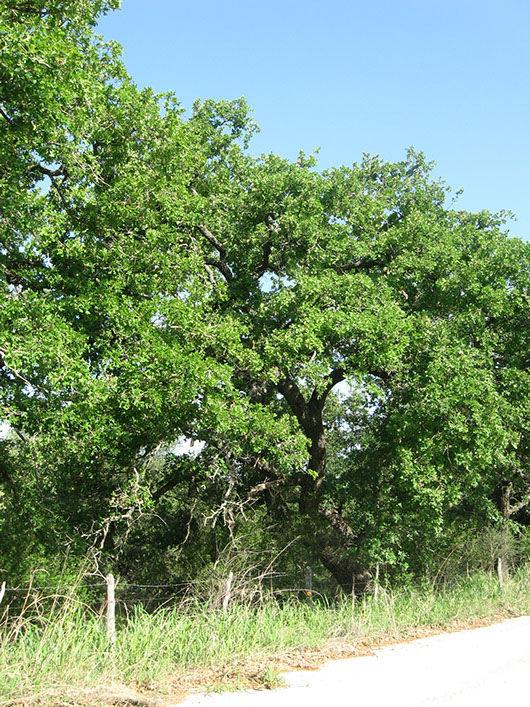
[1,0,530,591]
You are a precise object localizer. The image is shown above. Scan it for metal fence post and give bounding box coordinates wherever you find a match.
[305,565,313,606]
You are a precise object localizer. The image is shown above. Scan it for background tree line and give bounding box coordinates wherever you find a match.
[1,0,530,595]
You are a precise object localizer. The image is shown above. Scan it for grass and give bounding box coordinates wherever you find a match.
[2,566,530,705]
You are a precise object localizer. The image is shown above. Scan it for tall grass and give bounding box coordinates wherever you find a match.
[2,565,530,704]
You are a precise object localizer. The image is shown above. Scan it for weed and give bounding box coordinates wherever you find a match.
[1,565,530,705]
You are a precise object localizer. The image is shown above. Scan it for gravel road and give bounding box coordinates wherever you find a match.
[184,616,530,706]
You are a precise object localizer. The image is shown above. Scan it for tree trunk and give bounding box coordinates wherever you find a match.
[316,505,372,595]
[319,546,372,596]
[276,373,373,595]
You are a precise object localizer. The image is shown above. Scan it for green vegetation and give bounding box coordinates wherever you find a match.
[2,568,530,704]
[1,0,530,668]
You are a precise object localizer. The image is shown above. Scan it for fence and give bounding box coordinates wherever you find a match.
[0,568,320,643]
[0,557,513,644]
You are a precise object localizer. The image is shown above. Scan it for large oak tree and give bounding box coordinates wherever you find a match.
[2,0,529,590]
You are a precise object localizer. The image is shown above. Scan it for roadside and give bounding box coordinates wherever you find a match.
[183,616,530,707]
[4,571,530,707]
[7,610,522,707]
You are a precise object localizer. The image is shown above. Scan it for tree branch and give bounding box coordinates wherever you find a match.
[334,249,397,273]
[189,185,235,282]
[255,238,272,276]
[248,477,290,497]
[29,163,68,179]
[254,212,278,276]
[204,263,216,288]
[0,105,13,123]
[205,256,234,282]
[196,223,228,262]
[309,368,346,411]
[276,376,313,434]
[508,492,530,518]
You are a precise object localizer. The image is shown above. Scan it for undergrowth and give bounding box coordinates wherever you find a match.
[1,565,530,705]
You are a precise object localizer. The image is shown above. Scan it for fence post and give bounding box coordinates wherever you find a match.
[497,557,507,586]
[374,563,380,602]
[0,581,5,606]
[222,571,233,612]
[106,573,116,645]
[305,566,313,605]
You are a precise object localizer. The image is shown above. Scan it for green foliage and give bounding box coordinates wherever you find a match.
[1,0,530,591]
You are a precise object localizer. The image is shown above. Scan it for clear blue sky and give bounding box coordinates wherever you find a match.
[97,0,530,241]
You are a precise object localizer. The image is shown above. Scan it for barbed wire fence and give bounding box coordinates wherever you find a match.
[0,567,323,643]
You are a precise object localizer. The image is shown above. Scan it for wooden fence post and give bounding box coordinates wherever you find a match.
[106,573,116,645]
[374,563,380,602]
[497,557,508,586]
[222,571,233,612]
[0,581,5,606]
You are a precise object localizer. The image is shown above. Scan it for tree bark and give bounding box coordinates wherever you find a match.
[274,373,373,595]
[319,546,372,596]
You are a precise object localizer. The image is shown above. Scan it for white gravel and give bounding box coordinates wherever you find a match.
[183,616,530,706]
